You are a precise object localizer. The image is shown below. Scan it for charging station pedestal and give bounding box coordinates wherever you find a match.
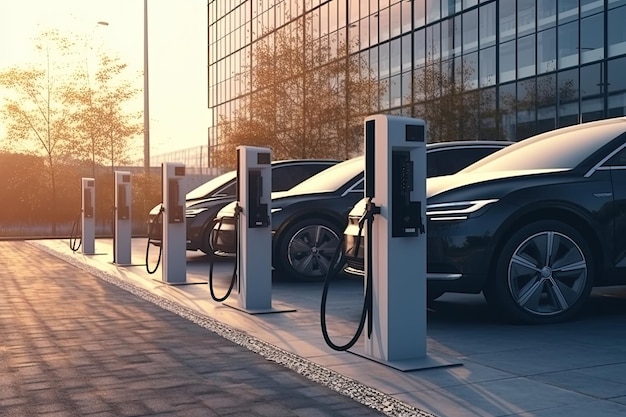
[160,162,203,285]
[114,171,132,265]
[357,115,460,371]
[81,178,96,255]
[225,146,294,314]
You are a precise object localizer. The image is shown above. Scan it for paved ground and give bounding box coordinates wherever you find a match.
[8,238,626,417]
[0,241,393,417]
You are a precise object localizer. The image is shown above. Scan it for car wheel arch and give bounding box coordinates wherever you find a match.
[486,206,604,291]
[272,210,347,280]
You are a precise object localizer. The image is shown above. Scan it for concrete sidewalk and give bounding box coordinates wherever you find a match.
[0,240,410,416]
[16,238,626,416]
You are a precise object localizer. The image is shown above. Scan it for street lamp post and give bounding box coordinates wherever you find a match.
[144,0,150,175]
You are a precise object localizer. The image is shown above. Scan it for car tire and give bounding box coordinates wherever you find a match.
[485,220,594,324]
[275,217,343,282]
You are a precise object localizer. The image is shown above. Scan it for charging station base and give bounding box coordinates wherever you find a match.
[152,277,208,286]
[348,348,462,372]
[223,301,296,315]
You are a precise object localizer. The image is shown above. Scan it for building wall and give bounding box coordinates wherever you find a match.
[207,0,626,166]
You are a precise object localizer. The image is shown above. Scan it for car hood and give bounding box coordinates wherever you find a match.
[427,168,568,198]
[186,195,233,209]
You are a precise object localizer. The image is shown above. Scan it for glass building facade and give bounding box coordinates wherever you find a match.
[208,0,626,167]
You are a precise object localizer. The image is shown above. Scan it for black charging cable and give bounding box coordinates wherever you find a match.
[320,197,379,351]
[69,212,82,252]
[208,205,241,302]
[145,205,163,274]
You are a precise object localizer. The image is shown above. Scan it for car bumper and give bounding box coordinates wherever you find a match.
[210,216,236,256]
[343,214,497,293]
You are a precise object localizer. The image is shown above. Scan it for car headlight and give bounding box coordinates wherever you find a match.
[186,208,208,217]
[426,199,498,221]
[271,207,282,214]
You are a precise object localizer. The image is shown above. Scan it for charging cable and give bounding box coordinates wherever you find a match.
[145,205,163,274]
[320,197,378,351]
[69,212,82,252]
[208,204,241,302]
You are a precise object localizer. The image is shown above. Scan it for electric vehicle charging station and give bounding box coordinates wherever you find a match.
[356,115,459,370]
[160,162,193,285]
[81,177,96,255]
[114,171,132,265]
[222,145,293,314]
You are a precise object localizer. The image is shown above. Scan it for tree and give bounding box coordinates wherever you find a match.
[410,55,502,142]
[0,29,141,233]
[213,15,383,169]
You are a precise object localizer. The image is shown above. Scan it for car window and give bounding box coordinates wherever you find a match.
[461,120,626,173]
[427,147,504,177]
[604,145,626,167]
[272,163,334,191]
[289,157,364,194]
[186,170,237,199]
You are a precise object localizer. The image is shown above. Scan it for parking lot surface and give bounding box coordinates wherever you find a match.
[9,238,626,417]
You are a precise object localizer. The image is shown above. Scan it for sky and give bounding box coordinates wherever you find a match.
[0,0,209,159]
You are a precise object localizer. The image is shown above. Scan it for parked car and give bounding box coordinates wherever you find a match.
[344,117,626,324]
[147,159,339,254]
[211,140,511,281]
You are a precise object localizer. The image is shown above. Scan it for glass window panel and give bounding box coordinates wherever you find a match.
[499,0,516,42]
[427,23,441,61]
[499,82,517,141]
[441,18,454,59]
[479,2,496,47]
[380,42,390,78]
[379,7,391,42]
[391,38,401,76]
[369,13,379,45]
[348,0,359,23]
[608,6,626,57]
[580,13,605,64]
[581,98,604,122]
[415,29,426,67]
[479,46,496,87]
[608,92,626,117]
[414,0,426,28]
[517,0,536,37]
[609,0,626,9]
[360,18,370,49]
[536,74,557,133]
[608,56,626,93]
[581,0,604,17]
[464,52,478,89]
[442,0,457,17]
[518,34,536,79]
[385,3,402,38]
[499,40,516,83]
[390,74,402,108]
[558,22,579,69]
[558,68,580,109]
[537,28,557,73]
[401,2,412,34]
[402,72,412,106]
[559,0,578,23]
[402,34,412,72]
[463,9,478,53]
[464,0,478,9]
[380,78,390,109]
[427,0,441,23]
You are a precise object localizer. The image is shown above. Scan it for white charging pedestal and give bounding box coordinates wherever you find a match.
[81,178,96,255]
[225,146,294,314]
[358,115,460,371]
[114,171,132,265]
[160,162,194,285]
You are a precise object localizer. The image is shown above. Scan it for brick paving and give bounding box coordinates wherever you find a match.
[0,241,386,417]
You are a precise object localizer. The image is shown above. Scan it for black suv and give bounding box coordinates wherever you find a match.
[148,159,339,254]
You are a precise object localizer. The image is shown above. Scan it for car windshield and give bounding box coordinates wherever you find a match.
[186,170,236,199]
[461,118,626,173]
[288,156,364,194]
